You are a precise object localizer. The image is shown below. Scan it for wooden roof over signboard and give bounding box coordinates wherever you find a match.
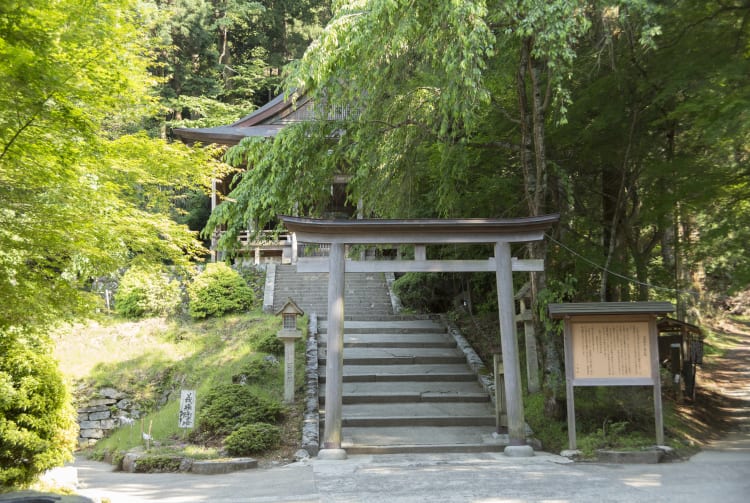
[548,302,674,319]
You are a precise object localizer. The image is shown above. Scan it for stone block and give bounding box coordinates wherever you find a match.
[79,420,101,430]
[84,398,117,408]
[99,419,116,430]
[79,428,104,439]
[99,387,126,399]
[78,404,110,413]
[122,452,142,473]
[115,398,131,410]
[190,458,257,475]
[595,448,664,464]
[89,410,112,421]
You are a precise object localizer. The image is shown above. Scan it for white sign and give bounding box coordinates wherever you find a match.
[178,390,196,428]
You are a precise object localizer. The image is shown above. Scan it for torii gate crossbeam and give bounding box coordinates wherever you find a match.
[280,215,560,460]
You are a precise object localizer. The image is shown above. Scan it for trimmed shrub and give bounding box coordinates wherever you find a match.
[253,331,284,355]
[232,355,280,385]
[115,265,182,318]
[193,384,283,439]
[0,336,77,487]
[188,263,255,319]
[224,423,281,456]
[133,455,183,473]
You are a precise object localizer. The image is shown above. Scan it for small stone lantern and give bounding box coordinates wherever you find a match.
[276,298,304,403]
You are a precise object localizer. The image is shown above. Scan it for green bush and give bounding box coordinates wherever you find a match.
[253,331,284,355]
[193,384,283,439]
[133,455,183,473]
[188,263,255,319]
[115,265,182,318]
[232,355,280,385]
[0,335,77,487]
[223,423,281,456]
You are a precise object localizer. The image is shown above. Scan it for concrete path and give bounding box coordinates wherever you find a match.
[68,448,750,503]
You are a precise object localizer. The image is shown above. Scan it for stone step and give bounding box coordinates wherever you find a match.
[319,347,466,366]
[273,266,393,317]
[337,416,496,427]
[321,381,490,404]
[320,364,477,383]
[318,333,457,349]
[304,279,497,454]
[319,320,445,333]
[339,401,495,420]
[341,426,507,454]
[323,391,490,404]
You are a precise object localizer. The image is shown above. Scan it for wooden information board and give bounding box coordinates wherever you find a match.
[548,302,674,450]
[571,321,651,382]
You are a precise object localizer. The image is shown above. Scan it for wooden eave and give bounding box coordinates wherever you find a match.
[548,302,675,319]
[172,91,308,146]
[232,93,311,127]
[657,317,703,337]
[172,125,285,145]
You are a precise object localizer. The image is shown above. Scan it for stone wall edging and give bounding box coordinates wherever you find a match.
[301,312,320,456]
[439,315,496,404]
[76,387,140,447]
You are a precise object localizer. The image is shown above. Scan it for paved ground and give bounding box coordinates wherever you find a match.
[66,443,750,503]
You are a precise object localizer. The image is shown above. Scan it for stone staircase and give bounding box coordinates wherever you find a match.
[273,264,393,317]
[317,317,506,454]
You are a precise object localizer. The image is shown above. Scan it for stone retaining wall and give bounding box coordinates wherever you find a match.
[77,387,140,447]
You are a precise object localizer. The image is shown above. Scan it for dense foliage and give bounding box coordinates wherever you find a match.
[210,0,749,301]
[154,0,332,129]
[223,422,281,455]
[115,266,183,319]
[0,0,218,483]
[0,0,220,332]
[204,0,750,417]
[192,383,284,440]
[0,337,77,486]
[188,263,256,319]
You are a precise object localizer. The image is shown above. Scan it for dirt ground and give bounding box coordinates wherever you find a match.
[674,316,750,446]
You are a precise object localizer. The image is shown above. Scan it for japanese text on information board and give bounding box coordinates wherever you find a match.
[572,322,651,379]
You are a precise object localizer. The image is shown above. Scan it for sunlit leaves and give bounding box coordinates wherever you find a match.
[0,0,220,330]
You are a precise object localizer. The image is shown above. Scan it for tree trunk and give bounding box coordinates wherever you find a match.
[517,38,565,418]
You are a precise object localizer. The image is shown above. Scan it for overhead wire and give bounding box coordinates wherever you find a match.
[545,233,699,297]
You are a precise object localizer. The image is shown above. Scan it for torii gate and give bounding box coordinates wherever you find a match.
[280,214,560,459]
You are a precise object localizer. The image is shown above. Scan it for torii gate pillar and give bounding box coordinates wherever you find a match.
[496,242,533,456]
[319,242,347,460]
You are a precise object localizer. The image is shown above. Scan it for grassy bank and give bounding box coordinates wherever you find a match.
[53,311,306,463]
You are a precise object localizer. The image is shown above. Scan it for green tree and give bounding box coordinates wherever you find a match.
[153,0,331,129]
[0,0,220,483]
[0,0,221,331]
[548,0,750,309]
[0,336,77,487]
